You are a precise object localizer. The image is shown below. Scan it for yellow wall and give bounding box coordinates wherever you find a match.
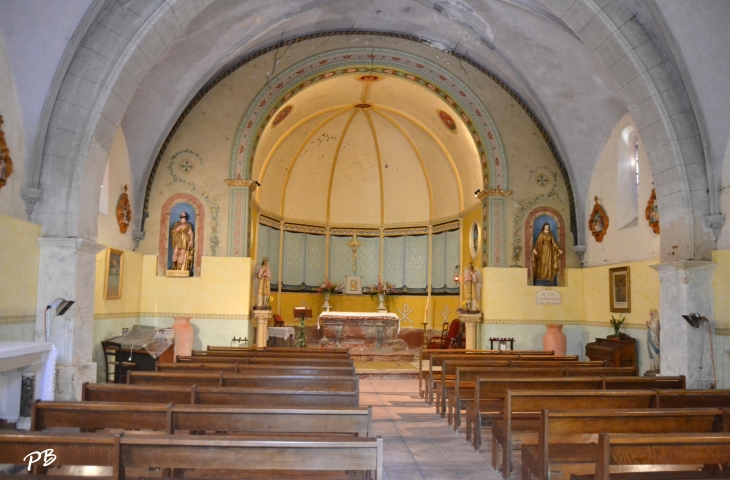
[482,267,584,323]
[140,255,252,315]
[713,250,730,329]
[94,247,144,316]
[0,214,40,318]
[581,259,659,329]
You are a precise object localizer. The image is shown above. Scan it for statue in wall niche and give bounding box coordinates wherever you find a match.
[0,115,13,188]
[170,211,195,272]
[532,223,563,286]
[463,262,481,312]
[255,257,272,308]
[646,308,660,374]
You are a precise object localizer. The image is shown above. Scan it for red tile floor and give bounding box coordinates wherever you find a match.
[360,378,509,480]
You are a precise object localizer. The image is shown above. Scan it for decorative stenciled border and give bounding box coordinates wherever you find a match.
[259,216,281,229]
[432,220,459,233]
[0,315,35,325]
[94,313,250,321]
[329,228,379,236]
[284,223,326,234]
[384,227,429,236]
[482,318,583,326]
[488,198,506,267]
[228,188,249,256]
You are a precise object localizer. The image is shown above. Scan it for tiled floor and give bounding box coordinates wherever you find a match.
[360,378,505,480]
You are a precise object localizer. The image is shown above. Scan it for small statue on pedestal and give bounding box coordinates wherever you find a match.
[463,262,481,312]
[255,257,272,309]
[646,309,660,374]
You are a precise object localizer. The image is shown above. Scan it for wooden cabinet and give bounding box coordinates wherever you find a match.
[585,335,636,367]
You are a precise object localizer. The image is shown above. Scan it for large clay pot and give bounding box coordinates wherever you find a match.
[173,316,193,358]
[542,324,566,356]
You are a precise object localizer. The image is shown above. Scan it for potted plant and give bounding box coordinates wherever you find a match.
[366,277,396,312]
[609,314,626,339]
[316,277,341,311]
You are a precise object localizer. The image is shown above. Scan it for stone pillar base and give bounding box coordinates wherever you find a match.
[56,363,96,401]
[459,312,483,350]
[254,309,273,348]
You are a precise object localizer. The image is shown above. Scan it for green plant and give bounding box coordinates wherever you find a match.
[610,314,626,337]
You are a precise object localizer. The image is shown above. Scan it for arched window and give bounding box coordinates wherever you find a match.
[617,127,639,229]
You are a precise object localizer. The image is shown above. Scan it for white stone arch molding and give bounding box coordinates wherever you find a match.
[538,0,716,260]
[23,0,217,239]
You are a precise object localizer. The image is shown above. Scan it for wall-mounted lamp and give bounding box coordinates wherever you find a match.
[44,298,74,342]
[249,180,261,193]
[474,189,481,197]
[453,265,460,283]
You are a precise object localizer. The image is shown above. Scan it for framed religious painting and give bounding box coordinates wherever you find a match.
[469,221,480,259]
[345,275,362,295]
[104,248,124,299]
[609,266,630,313]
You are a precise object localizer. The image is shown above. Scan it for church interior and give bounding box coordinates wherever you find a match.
[2,0,730,478]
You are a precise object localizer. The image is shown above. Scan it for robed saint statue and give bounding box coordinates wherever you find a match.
[532,222,562,286]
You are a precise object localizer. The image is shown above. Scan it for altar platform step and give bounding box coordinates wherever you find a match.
[353,352,419,379]
[351,351,415,362]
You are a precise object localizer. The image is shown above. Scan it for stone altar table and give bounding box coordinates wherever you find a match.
[318,311,400,351]
[0,341,57,429]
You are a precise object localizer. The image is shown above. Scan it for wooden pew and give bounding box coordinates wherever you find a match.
[0,431,384,479]
[207,346,351,354]
[522,408,725,480]
[443,365,637,429]
[156,362,356,376]
[418,349,555,397]
[176,355,353,366]
[128,372,358,391]
[32,401,373,437]
[655,389,730,408]
[467,377,607,451]
[588,432,730,480]
[426,355,582,405]
[82,383,359,407]
[192,350,351,359]
[494,390,658,476]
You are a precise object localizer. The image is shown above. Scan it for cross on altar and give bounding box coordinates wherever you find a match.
[345,234,362,273]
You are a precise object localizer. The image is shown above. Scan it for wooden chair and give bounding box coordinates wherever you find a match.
[101,341,136,384]
[427,319,461,349]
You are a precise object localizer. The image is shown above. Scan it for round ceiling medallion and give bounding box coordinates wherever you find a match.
[272,105,293,127]
[437,110,457,133]
[358,75,380,82]
[354,103,372,109]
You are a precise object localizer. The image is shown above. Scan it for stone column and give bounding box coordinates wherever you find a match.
[650,261,716,389]
[35,238,105,400]
[254,309,272,347]
[459,312,483,350]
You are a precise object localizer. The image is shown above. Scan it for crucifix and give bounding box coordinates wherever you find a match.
[345,234,362,273]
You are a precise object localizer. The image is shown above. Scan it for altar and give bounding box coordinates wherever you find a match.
[318,311,400,351]
[0,341,57,429]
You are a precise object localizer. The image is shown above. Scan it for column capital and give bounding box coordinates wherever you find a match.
[458,312,483,326]
[37,237,106,254]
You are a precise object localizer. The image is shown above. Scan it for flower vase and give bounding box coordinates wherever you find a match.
[377,293,387,312]
[542,324,566,356]
[173,316,193,358]
[323,292,331,312]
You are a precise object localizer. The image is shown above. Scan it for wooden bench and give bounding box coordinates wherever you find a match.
[156,362,356,376]
[522,408,726,480]
[494,390,658,476]
[582,432,730,480]
[82,383,359,407]
[32,401,373,437]
[176,355,354,366]
[418,349,555,397]
[208,346,351,355]
[0,431,384,479]
[442,365,637,429]
[128,372,358,391]
[192,350,351,359]
[655,389,730,408]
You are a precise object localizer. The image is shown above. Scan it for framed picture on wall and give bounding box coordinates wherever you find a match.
[104,248,124,300]
[345,275,362,295]
[609,266,630,313]
[469,221,480,259]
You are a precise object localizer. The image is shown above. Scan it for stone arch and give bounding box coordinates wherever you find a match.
[538,0,713,260]
[158,193,205,277]
[525,206,566,287]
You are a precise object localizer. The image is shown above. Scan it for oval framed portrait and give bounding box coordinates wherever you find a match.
[469,221,480,259]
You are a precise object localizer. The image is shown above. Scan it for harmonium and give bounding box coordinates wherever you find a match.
[585,335,636,367]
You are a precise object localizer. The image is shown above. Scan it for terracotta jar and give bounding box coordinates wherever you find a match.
[173,316,193,358]
[542,324,566,356]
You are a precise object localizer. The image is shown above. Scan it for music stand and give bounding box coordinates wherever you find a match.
[294,308,313,322]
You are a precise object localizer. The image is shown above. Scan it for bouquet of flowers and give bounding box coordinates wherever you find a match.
[367,277,396,298]
[610,314,626,337]
[316,278,341,294]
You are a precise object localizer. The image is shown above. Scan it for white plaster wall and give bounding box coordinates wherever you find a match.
[0,32,27,219]
[584,114,659,266]
[97,128,135,251]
